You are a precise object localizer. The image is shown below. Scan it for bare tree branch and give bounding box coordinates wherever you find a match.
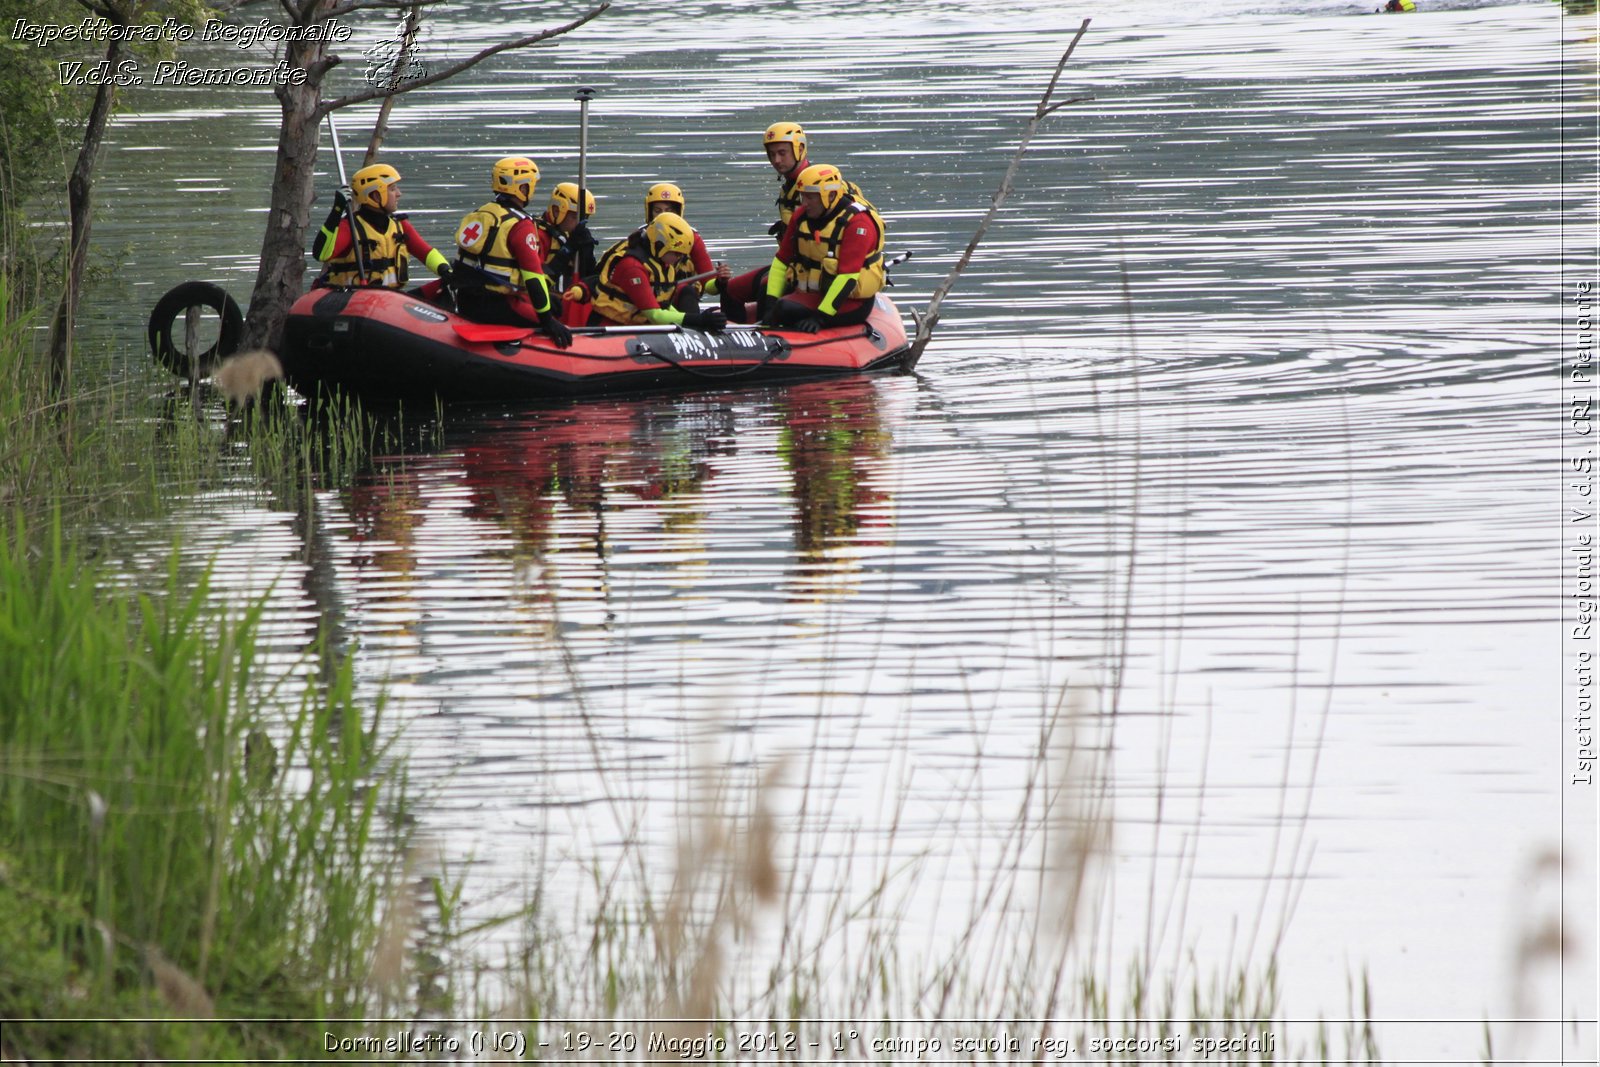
[70,0,120,20]
[904,18,1092,370]
[1041,94,1094,118]
[241,3,612,348]
[314,0,446,20]
[318,3,607,116]
[208,0,277,12]
[307,54,341,80]
[1037,23,1086,112]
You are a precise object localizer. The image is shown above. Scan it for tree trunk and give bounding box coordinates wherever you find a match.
[47,34,125,395]
[239,36,331,352]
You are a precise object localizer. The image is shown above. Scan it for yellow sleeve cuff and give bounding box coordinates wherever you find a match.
[314,225,339,262]
[424,248,449,274]
[644,307,685,326]
[524,274,553,314]
[764,256,788,300]
[818,272,859,317]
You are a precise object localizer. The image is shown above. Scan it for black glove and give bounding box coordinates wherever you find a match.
[333,188,351,214]
[755,293,777,326]
[320,201,346,236]
[794,314,824,334]
[539,312,573,349]
[569,222,598,253]
[767,220,784,239]
[436,261,456,285]
[682,309,727,332]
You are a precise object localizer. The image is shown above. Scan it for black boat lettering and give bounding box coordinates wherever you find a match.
[403,302,448,323]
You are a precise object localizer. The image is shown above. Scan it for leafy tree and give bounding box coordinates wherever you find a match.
[0,0,210,390]
[0,0,89,298]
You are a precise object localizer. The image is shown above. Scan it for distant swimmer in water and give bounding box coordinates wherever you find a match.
[1380,0,1416,10]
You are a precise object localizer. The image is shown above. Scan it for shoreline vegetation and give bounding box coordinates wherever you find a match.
[0,264,416,1060]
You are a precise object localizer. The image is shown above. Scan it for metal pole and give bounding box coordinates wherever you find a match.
[575,86,594,226]
[325,111,369,284]
[572,87,597,280]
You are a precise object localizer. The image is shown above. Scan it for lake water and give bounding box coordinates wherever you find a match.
[85,0,1596,1060]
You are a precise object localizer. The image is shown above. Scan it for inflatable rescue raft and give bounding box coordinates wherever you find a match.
[270,286,913,401]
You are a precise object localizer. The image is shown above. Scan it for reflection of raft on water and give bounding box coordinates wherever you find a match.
[276,286,913,402]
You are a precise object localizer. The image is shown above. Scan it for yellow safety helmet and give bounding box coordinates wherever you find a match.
[796,163,848,213]
[548,182,596,225]
[646,211,695,259]
[644,181,686,219]
[351,163,401,207]
[763,121,807,162]
[492,156,540,203]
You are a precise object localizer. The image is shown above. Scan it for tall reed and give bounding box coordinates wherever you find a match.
[0,253,423,1059]
[0,522,412,1060]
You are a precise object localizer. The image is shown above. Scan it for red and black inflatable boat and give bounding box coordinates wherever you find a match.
[271,286,913,401]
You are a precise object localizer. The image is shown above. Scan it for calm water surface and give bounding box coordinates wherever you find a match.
[88,0,1595,1059]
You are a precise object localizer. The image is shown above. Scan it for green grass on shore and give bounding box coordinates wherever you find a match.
[0,271,422,1060]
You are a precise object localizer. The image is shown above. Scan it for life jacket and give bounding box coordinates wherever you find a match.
[325,207,410,288]
[535,216,579,289]
[590,229,694,325]
[775,167,805,230]
[773,165,868,231]
[455,197,535,295]
[792,198,886,300]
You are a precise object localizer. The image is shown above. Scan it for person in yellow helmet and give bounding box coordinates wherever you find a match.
[757,163,886,333]
[721,122,873,323]
[588,211,727,331]
[311,162,454,290]
[537,182,600,289]
[761,121,809,237]
[533,181,599,327]
[637,181,730,295]
[449,155,572,347]
[1380,0,1415,10]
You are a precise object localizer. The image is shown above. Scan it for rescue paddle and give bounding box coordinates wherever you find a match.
[324,112,369,284]
[671,266,726,295]
[574,87,597,279]
[450,321,683,344]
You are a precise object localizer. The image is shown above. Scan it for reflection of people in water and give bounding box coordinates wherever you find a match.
[337,402,735,638]
[417,402,733,563]
[340,385,893,620]
[776,378,894,599]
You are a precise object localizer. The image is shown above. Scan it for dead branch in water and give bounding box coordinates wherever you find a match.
[905,19,1093,370]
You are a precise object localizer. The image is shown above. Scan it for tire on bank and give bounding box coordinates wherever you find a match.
[147,281,244,377]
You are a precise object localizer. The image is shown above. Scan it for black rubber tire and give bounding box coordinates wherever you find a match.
[147,281,244,377]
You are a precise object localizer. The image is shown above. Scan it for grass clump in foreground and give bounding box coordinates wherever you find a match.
[473,708,1388,1064]
[0,522,414,1060]
[0,266,433,1058]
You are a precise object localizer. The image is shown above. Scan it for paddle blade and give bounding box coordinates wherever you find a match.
[451,321,534,344]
